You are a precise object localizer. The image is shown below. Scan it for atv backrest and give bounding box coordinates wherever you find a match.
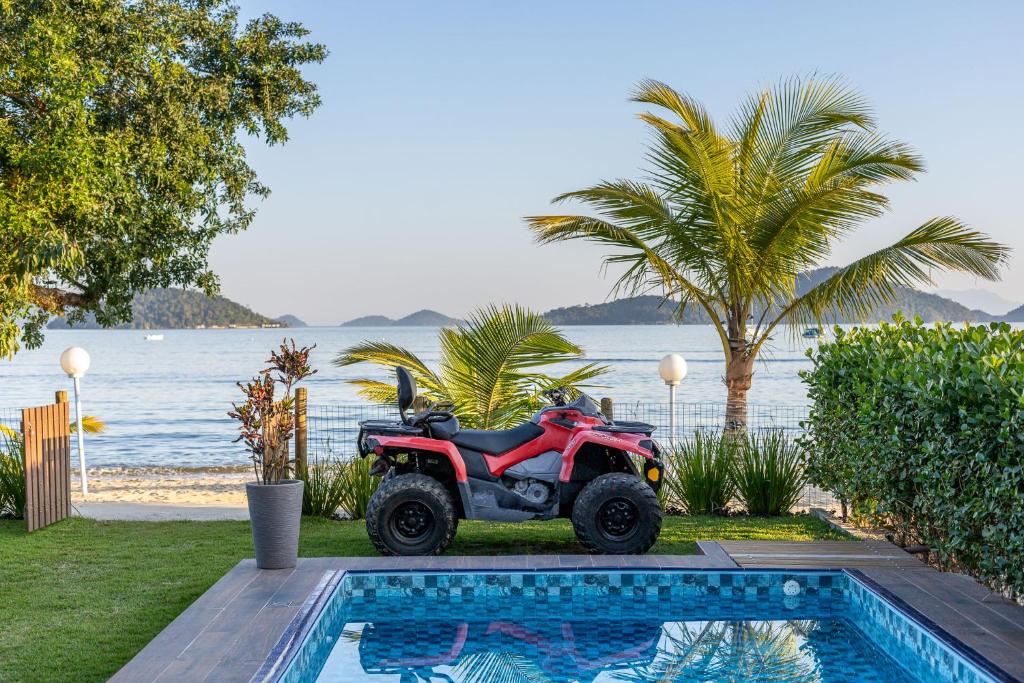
[395,366,417,421]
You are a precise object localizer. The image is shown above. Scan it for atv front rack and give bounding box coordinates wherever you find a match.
[593,420,656,435]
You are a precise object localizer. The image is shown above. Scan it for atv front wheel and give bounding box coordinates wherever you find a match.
[365,474,457,556]
[571,473,662,554]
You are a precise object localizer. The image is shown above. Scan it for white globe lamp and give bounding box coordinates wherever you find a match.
[60,347,91,495]
[659,353,687,442]
[60,346,91,378]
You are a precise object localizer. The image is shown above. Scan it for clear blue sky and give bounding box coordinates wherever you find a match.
[213,1,1023,324]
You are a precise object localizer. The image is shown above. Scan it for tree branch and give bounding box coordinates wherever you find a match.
[29,284,88,313]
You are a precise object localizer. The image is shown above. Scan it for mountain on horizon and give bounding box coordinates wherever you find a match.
[47,288,285,330]
[932,288,1021,316]
[340,309,461,327]
[543,268,997,326]
[274,314,307,327]
[1001,304,1024,322]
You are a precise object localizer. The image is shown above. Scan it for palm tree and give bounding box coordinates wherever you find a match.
[334,304,607,429]
[525,76,1008,428]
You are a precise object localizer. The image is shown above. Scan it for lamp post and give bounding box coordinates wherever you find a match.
[658,353,687,443]
[59,347,91,495]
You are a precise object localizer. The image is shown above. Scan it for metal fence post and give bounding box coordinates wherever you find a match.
[294,387,308,478]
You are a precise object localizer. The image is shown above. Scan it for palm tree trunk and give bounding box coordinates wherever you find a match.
[725,354,754,430]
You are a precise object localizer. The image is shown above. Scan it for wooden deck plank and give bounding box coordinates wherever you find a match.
[151,569,296,682]
[717,540,925,570]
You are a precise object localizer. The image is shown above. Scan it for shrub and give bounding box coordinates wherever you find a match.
[301,459,348,519]
[732,432,806,516]
[337,456,380,520]
[800,319,1024,598]
[302,456,381,520]
[0,429,25,518]
[663,432,736,515]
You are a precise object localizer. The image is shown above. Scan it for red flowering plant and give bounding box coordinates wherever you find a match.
[229,340,317,484]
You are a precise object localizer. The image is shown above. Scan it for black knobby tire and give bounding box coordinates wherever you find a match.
[365,473,457,556]
[571,472,662,554]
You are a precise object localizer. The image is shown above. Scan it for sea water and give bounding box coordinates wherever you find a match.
[0,325,821,467]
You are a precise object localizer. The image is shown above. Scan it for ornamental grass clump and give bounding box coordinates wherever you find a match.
[301,459,347,518]
[302,457,381,520]
[337,456,380,520]
[0,428,25,518]
[664,432,736,515]
[732,432,806,516]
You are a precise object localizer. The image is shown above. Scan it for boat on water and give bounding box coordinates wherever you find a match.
[802,327,824,339]
[145,334,164,341]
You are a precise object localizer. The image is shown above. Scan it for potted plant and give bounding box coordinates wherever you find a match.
[229,340,316,569]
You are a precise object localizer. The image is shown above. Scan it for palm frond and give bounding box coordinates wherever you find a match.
[769,216,1008,335]
[632,78,717,135]
[72,415,105,434]
[334,341,447,403]
[524,213,730,349]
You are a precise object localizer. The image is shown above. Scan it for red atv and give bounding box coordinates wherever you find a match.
[357,367,664,555]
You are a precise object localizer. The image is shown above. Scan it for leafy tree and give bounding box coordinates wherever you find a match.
[526,76,1008,427]
[335,304,608,429]
[0,0,327,356]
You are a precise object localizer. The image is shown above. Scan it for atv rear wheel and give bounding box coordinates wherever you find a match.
[571,473,662,554]
[365,473,457,556]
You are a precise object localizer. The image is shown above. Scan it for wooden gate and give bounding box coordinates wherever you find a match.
[22,401,71,532]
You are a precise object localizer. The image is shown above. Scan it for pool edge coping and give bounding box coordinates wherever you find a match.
[846,569,1018,683]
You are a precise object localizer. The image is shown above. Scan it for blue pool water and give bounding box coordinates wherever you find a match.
[271,570,1000,683]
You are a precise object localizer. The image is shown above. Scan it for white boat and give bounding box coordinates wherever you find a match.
[145,334,164,341]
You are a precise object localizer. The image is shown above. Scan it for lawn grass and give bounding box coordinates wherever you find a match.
[0,515,844,682]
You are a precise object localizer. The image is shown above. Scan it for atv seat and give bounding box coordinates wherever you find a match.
[450,422,544,455]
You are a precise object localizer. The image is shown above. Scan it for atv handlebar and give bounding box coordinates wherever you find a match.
[542,387,568,406]
[410,410,455,428]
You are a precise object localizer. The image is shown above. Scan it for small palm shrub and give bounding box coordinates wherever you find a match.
[335,304,607,429]
[302,456,381,519]
[733,432,806,516]
[0,429,25,518]
[664,432,736,515]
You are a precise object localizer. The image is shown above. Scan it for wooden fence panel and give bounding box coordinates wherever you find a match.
[22,402,71,532]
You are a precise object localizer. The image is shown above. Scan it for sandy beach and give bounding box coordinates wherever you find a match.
[69,467,252,507]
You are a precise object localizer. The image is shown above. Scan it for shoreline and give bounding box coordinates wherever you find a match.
[70,467,252,506]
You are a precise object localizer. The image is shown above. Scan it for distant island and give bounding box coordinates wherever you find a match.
[47,288,287,330]
[342,270,1005,328]
[340,309,461,327]
[544,268,1000,325]
[1002,305,1024,322]
[274,314,307,328]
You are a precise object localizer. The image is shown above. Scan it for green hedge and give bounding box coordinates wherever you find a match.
[800,319,1024,598]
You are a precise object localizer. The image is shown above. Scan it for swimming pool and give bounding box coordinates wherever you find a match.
[257,569,1011,683]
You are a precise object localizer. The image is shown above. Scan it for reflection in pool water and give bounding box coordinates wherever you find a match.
[274,571,993,683]
[317,617,913,682]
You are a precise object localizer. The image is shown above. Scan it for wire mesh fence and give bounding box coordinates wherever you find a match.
[0,407,20,437]
[307,401,839,513]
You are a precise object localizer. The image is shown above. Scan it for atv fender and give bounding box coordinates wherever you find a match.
[366,435,468,482]
[558,431,655,483]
